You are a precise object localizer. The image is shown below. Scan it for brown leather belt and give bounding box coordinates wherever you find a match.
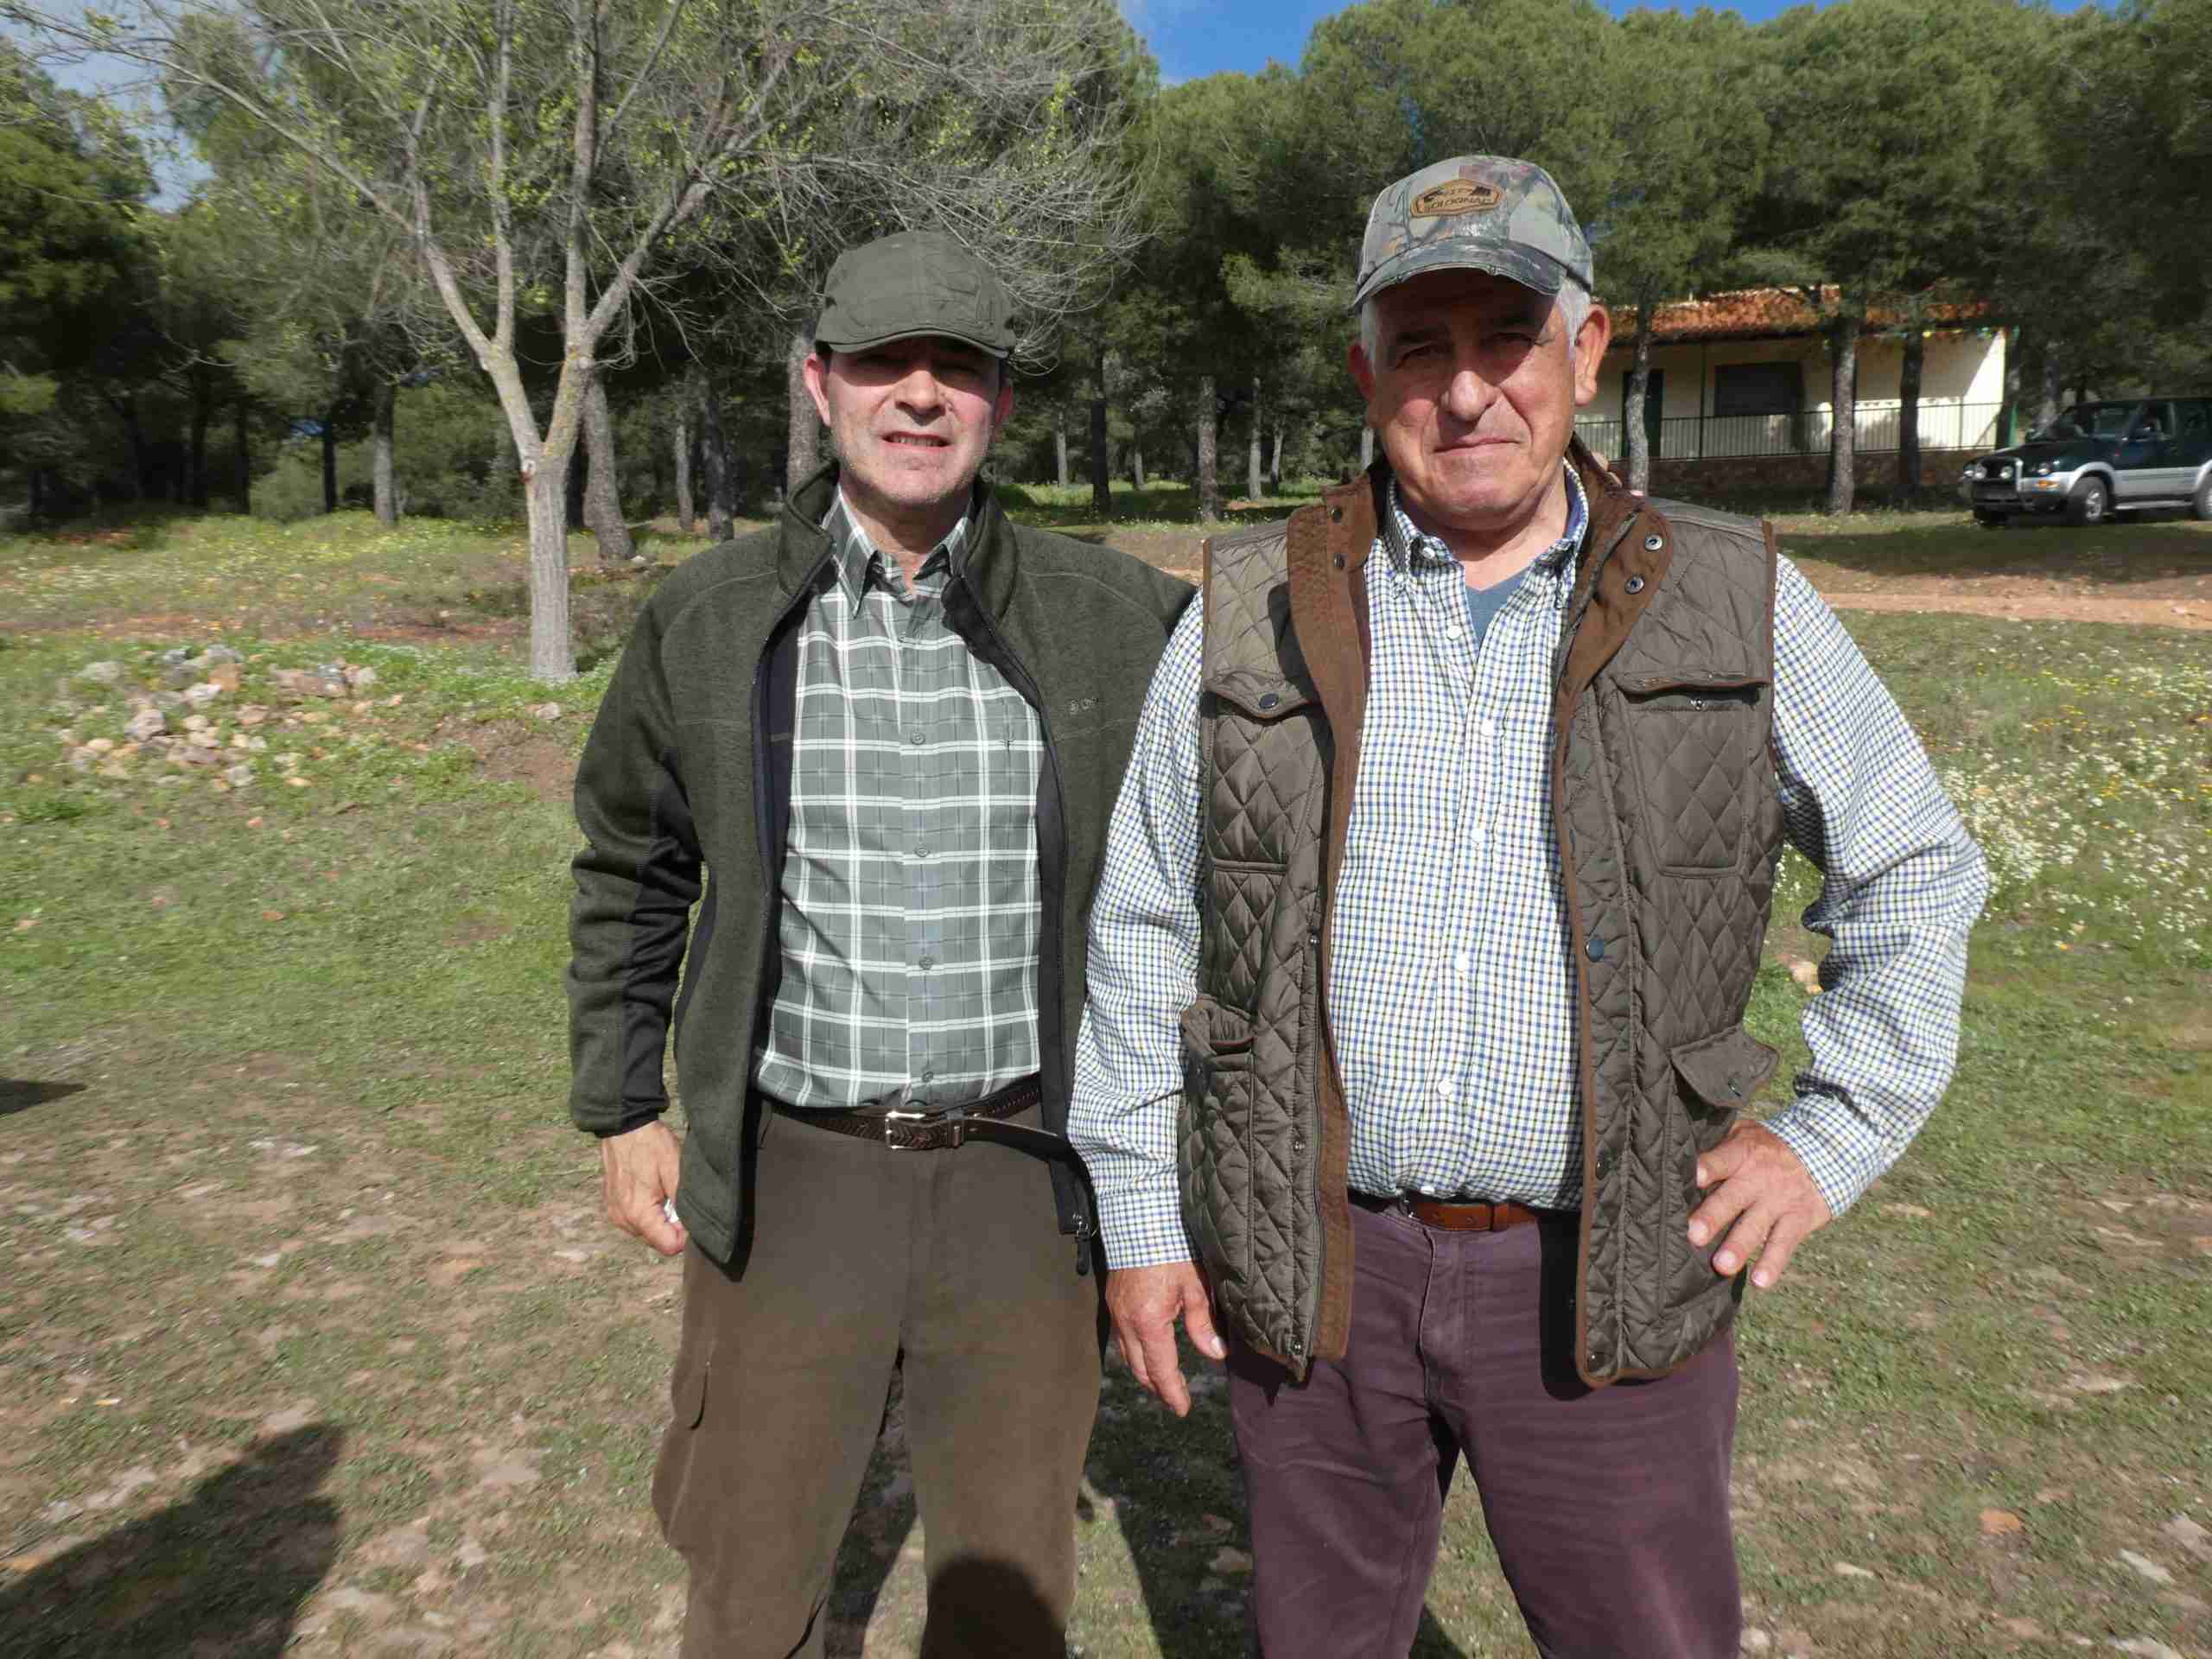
[1350,1189,1560,1231]
[772,1073,1046,1153]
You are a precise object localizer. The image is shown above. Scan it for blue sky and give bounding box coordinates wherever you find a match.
[1122,0,2109,86]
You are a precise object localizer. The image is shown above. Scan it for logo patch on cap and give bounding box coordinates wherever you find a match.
[1410,180,1502,218]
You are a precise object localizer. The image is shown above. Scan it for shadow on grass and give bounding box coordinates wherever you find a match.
[0,1079,86,1118]
[0,1425,344,1659]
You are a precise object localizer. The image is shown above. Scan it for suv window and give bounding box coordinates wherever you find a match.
[2131,402,2175,442]
[2179,400,2210,441]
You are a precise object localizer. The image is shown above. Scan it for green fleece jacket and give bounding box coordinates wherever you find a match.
[566,464,1192,1268]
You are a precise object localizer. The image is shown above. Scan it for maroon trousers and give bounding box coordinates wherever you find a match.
[1227,1203,1741,1659]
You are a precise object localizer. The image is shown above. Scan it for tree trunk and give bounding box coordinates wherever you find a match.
[1826,313,1859,516]
[524,462,576,681]
[1055,418,1070,487]
[582,376,633,563]
[1625,304,1656,495]
[1246,375,1264,502]
[235,397,251,514]
[785,324,821,493]
[372,380,398,525]
[1131,446,1146,489]
[321,414,338,514]
[1197,372,1221,521]
[1088,342,1111,518]
[699,368,734,543]
[188,372,211,510]
[1269,423,1284,493]
[1998,325,2023,447]
[116,397,150,500]
[1898,324,1924,499]
[673,393,695,533]
[1359,425,1375,472]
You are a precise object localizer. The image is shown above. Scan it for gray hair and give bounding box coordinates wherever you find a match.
[1357,277,1592,367]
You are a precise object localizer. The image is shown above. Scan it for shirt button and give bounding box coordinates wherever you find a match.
[915,847,930,860]
[1478,716,1497,740]
[919,1070,935,1085]
[908,729,925,746]
[918,955,936,971]
[1453,951,1471,976]
[1468,822,1487,847]
[1433,1077,1452,1097]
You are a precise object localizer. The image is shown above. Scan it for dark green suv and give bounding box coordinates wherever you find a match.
[1963,397,2212,526]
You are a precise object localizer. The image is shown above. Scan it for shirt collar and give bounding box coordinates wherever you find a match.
[1382,461,1588,582]
[820,486,972,611]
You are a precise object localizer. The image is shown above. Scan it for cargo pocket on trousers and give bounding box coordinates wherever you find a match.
[650,1345,711,1553]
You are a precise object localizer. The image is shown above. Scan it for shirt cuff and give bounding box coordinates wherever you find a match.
[1762,1092,1890,1219]
[1089,1156,1194,1271]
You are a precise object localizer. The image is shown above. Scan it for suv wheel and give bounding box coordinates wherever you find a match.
[1973,510,2008,529]
[2066,477,2108,526]
[2195,473,2212,521]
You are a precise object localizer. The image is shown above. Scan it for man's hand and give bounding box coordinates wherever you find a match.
[1688,1120,1833,1289]
[1104,1261,1226,1418]
[601,1120,687,1256]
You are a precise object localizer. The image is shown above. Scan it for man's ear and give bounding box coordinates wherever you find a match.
[1572,303,1611,408]
[1347,336,1376,407]
[802,348,836,427]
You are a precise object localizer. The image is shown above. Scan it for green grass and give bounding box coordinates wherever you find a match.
[1,513,2207,1658]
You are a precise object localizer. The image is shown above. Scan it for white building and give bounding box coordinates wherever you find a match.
[1577,287,2007,467]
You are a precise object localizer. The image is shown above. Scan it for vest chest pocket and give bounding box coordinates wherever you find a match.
[1618,671,1769,876]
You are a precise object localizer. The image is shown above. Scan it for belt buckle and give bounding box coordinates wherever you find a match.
[882,1107,962,1150]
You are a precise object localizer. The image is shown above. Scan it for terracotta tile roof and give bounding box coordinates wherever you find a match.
[1601,285,1996,346]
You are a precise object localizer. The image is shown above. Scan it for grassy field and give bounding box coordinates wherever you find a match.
[1,507,2207,1659]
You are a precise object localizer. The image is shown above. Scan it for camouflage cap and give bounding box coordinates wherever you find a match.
[1351,156,1592,313]
[815,229,1015,359]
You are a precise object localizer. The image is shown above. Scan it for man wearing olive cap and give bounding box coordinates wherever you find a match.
[1069,157,1986,1654]
[568,228,1189,1656]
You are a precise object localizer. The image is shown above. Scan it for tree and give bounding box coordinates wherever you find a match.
[22,0,1150,680]
[0,41,151,512]
[1740,0,2015,513]
[1591,9,1768,495]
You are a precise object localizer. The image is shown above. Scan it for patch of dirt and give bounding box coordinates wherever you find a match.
[450,721,575,804]
[1822,592,2212,629]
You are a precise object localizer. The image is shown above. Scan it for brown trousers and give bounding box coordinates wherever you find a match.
[1229,1203,1741,1659]
[651,1107,1103,1659]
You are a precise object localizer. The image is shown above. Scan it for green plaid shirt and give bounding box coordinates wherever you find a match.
[750,488,1046,1111]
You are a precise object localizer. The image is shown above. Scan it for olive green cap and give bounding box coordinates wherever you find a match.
[1351,155,1592,312]
[815,230,1015,358]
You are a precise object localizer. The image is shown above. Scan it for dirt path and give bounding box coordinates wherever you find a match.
[1822,591,2212,629]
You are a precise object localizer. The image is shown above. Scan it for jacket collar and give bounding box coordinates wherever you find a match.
[1285,437,1665,699]
[779,461,1019,614]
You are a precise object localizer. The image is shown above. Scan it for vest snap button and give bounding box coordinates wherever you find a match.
[1332,552,1346,569]
[1727,1077,1743,1097]
[1329,506,1344,523]
[1624,575,1645,595]
[1643,533,1664,552]
[1586,936,1605,962]
[1258,691,1281,710]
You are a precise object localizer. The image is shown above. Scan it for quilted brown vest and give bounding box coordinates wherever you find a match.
[1179,451,1786,1386]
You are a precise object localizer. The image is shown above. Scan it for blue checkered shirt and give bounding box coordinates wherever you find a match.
[1067,471,1989,1269]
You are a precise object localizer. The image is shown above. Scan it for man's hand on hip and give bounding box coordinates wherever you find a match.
[601,1120,687,1256]
[1104,1261,1226,1418]
[1688,1120,1833,1289]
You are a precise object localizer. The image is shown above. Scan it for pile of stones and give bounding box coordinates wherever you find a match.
[50,649,385,794]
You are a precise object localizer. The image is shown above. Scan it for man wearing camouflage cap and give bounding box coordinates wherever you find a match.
[569,228,1189,1656]
[1069,158,1986,1654]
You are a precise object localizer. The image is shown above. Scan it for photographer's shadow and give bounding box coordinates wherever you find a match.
[0,1425,344,1659]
